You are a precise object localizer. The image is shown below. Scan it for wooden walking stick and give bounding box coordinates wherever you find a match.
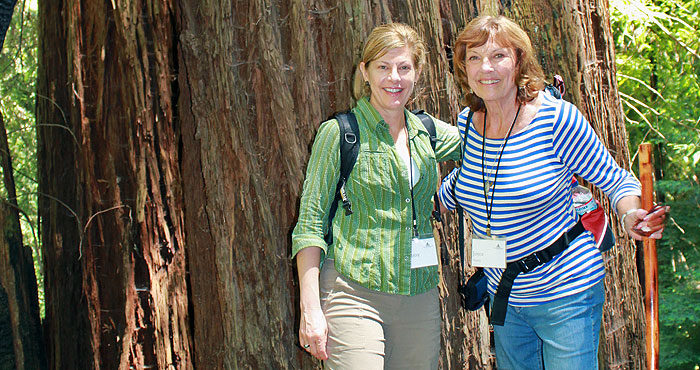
[639,143,659,370]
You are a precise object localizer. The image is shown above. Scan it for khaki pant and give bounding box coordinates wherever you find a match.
[320,261,441,370]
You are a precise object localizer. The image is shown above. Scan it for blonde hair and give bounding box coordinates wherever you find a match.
[352,23,427,100]
[453,15,545,111]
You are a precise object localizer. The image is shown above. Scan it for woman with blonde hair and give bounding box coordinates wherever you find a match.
[292,22,461,368]
[439,15,668,369]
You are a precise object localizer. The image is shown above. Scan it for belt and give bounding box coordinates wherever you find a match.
[490,220,586,326]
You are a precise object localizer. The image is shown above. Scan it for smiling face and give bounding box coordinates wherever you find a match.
[464,38,519,107]
[360,46,420,117]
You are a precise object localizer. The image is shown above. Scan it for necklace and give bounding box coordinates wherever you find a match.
[481,104,522,236]
[483,136,509,190]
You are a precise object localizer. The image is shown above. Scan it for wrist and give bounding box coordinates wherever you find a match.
[301,302,322,314]
[620,208,639,227]
[300,291,321,310]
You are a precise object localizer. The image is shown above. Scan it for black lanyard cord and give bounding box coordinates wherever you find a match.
[481,104,521,236]
[406,122,419,237]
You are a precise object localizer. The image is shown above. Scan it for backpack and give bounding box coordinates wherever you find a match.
[323,110,437,245]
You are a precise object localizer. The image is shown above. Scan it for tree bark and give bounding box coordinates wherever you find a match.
[37,0,645,369]
[37,1,191,369]
[0,111,46,370]
[176,1,494,368]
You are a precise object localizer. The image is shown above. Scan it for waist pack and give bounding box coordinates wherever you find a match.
[453,174,614,321]
[459,266,488,311]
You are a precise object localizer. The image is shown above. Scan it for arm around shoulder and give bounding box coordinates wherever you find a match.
[433,116,462,162]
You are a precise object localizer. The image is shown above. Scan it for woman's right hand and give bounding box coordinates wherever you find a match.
[299,305,329,360]
[296,246,329,360]
[617,196,670,240]
[624,205,670,240]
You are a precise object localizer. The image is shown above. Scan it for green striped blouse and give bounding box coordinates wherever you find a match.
[292,97,462,295]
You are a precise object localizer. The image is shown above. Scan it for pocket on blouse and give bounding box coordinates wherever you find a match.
[350,150,396,193]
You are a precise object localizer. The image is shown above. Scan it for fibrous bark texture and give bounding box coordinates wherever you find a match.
[0,110,45,369]
[37,0,190,369]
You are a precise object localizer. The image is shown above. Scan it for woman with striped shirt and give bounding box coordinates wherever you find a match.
[438,15,668,369]
[292,23,462,368]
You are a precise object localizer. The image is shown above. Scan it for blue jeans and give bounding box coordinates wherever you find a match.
[492,280,605,370]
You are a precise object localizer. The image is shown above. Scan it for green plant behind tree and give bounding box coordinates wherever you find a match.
[0,0,41,317]
[612,0,700,368]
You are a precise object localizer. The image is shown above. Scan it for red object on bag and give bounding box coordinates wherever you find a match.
[581,201,614,251]
[572,177,615,252]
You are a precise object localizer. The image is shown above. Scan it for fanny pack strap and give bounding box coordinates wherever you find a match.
[490,220,585,326]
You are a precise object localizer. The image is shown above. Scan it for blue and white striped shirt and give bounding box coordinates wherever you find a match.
[438,92,641,306]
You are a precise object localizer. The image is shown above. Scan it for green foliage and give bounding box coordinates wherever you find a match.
[655,179,700,369]
[612,0,700,368]
[0,0,41,317]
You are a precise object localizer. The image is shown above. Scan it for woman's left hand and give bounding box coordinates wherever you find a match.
[623,205,670,240]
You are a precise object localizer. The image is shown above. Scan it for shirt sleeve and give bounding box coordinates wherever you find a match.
[438,167,460,211]
[552,100,641,207]
[431,115,462,162]
[291,119,341,258]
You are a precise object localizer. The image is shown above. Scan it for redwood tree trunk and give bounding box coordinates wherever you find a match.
[37,1,191,369]
[37,0,645,369]
[0,111,45,370]
[177,1,493,368]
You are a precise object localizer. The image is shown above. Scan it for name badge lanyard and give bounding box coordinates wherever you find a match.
[482,104,521,237]
[406,119,419,237]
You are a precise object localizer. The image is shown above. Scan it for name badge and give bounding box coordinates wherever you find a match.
[411,236,438,269]
[472,237,507,268]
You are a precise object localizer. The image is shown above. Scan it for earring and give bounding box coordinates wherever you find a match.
[365,81,370,87]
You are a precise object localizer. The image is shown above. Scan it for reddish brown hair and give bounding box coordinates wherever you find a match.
[453,15,545,111]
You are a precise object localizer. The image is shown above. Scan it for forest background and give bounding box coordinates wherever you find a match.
[0,0,697,369]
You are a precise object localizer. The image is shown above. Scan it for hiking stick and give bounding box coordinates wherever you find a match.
[639,143,659,370]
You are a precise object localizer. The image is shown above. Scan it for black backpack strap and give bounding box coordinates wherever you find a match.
[457,205,466,282]
[411,109,437,152]
[323,112,359,246]
[410,109,440,223]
